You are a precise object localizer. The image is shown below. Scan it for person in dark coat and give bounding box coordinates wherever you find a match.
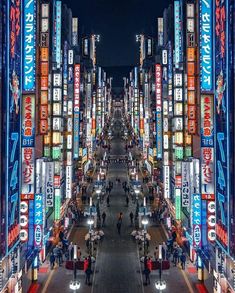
[180,253,186,270]
[49,253,55,269]
[129,211,134,226]
[117,221,122,235]
[102,212,106,226]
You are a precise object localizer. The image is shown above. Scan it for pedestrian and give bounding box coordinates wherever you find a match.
[102,212,106,226]
[126,196,129,206]
[77,246,82,259]
[68,242,74,260]
[118,212,123,222]
[143,266,150,285]
[57,246,63,266]
[49,252,55,269]
[84,258,92,285]
[117,221,122,235]
[106,196,110,207]
[180,253,186,270]
[129,211,134,226]
[173,248,178,266]
[177,245,183,263]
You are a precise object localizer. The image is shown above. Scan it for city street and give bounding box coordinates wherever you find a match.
[37,110,209,293]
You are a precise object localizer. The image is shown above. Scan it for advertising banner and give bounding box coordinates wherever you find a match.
[46,162,54,207]
[155,64,162,159]
[215,0,229,252]
[74,64,80,159]
[6,0,22,252]
[34,194,43,248]
[55,1,61,68]
[66,166,72,199]
[192,194,202,248]
[23,0,36,91]
[182,162,190,207]
[199,0,213,92]
[175,188,181,220]
[174,1,182,68]
[163,166,170,198]
[201,94,214,200]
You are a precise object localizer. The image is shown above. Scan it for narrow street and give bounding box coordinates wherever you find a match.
[37,109,201,293]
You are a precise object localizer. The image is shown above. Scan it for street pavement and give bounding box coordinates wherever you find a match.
[37,109,212,293]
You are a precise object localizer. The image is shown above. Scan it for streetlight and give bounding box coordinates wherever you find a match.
[69,244,80,291]
[155,245,166,292]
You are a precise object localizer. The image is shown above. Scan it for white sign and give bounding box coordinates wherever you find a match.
[174,117,183,131]
[67,117,73,132]
[163,100,168,115]
[66,166,72,198]
[53,88,62,101]
[53,103,61,115]
[41,3,49,18]
[162,50,168,65]
[163,117,168,132]
[163,166,170,198]
[163,135,169,150]
[68,50,74,65]
[174,73,183,87]
[164,152,169,165]
[53,117,62,131]
[46,162,54,207]
[53,73,62,87]
[67,134,72,149]
[67,151,72,166]
[182,162,190,207]
[174,88,183,101]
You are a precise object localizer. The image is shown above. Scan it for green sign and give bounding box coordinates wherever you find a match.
[54,194,61,220]
[44,146,50,157]
[175,147,184,160]
[185,146,192,158]
[175,188,181,220]
[52,147,61,160]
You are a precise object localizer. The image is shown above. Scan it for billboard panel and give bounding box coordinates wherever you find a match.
[199,0,213,91]
[6,0,22,252]
[34,194,43,248]
[23,0,36,91]
[192,194,202,248]
[215,0,229,252]
[73,64,80,159]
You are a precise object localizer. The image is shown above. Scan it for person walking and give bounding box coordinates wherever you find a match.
[129,211,134,226]
[49,252,55,269]
[180,253,186,270]
[126,196,129,206]
[106,196,110,207]
[117,220,122,235]
[102,212,106,226]
[173,248,178,267]
[84,257,92,285]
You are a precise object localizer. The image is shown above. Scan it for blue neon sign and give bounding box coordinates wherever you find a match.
[199,0,213,92]
[23,0,36,91]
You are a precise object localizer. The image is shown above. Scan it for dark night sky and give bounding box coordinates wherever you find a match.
[64,0,171,87]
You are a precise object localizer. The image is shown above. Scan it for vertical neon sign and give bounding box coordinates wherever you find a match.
[214,0,229,252]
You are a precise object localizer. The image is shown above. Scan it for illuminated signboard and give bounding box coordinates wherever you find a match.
[192,193,202,248]
[46,162,54,207]
[207,200,216,242]
[20,201,29,243]
[74,64,80,159]
[34,194,43,248]
[199,0,213,91]
[201,94,214,200]
[54,189,61,220]
[175,188,181,220]
[66,166,72,198]
[23,0,36,91]
[6,0,21,252]
[155,64,162,159]
[174,1,182,68]
[163,166,170,198]
[182,162,190,207]
[215,0,229,252]
[55,1,61,68]
[40,3,49,134]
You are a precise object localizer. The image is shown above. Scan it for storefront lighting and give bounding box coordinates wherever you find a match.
[134,189,140,195]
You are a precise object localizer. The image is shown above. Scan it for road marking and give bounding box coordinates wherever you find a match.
[41,267,55,293]
[180,268,195,293]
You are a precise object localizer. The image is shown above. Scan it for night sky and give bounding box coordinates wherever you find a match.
[64,0,171,86]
